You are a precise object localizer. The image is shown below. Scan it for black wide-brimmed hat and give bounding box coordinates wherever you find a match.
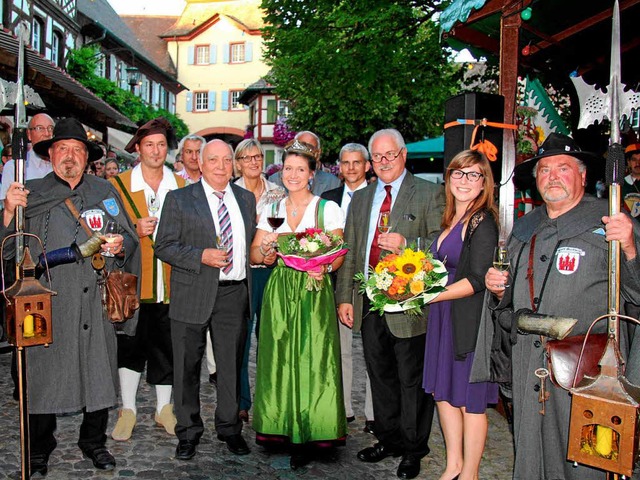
[124,117,178,153]
[513,133,602,184]
[33,118,104,162]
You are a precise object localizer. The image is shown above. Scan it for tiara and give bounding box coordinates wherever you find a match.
[285,139,316,157]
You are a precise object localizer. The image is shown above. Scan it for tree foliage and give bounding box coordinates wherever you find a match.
[67,47,189,138]
[260,0,461,158]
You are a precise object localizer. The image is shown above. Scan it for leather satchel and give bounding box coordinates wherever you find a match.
[545,333,608,390]
[102,270,140,323]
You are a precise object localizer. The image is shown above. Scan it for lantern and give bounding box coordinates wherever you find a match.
[568,335,640,477]
[4,247,56,348]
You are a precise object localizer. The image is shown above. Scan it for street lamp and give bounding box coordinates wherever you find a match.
[126,66,140,94]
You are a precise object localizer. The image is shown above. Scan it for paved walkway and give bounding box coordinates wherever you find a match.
[0,332,514,479]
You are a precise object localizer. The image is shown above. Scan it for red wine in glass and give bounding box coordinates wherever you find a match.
[267,217,284,231]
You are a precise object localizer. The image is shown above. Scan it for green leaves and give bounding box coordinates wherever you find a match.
[260,0,458,157]
[66,47,188,138]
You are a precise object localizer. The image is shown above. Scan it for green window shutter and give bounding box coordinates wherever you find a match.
[266,99,277,123]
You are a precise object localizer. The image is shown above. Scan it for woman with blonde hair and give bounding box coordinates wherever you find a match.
[422,150,499,480]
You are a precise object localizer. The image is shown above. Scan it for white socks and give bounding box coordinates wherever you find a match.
[118,367,173,415]
[156,384,172,414]
[119,368,142,414]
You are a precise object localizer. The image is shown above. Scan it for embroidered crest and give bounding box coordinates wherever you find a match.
[81,209,105,232]
[555,247,585,275]
[103,198,119,216]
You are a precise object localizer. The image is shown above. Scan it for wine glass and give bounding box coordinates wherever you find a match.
[266,200,284,232]
[103,220,118,257]
[147,194,160,216]
[493,245,510,287]
[378,212,391,233]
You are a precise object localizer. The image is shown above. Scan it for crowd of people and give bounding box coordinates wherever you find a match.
[1,113,639,480]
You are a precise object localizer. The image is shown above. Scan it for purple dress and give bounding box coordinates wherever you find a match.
[422,222,498,414]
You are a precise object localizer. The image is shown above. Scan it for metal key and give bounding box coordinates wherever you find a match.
[535,368,550,415]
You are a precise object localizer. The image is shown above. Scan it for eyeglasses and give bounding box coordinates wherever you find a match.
[29,125,54,133]
[237,154,264,163]
[371,148,404,163]
[449,169,484,182]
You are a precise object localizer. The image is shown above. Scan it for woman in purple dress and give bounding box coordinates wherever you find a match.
[423,150,499,480]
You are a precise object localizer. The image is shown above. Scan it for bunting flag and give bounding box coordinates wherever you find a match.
[521,76,569,138]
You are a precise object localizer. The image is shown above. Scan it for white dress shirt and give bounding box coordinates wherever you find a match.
[202,179,247,281]
[0,150,53,200]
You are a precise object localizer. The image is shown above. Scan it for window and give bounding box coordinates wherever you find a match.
[278,100,290,118]
[230,91,243,111]
[266,99,277,123]
[195,92,209,112]
[95,55,106,77]
[51,31,63,67]
[196,45,210,65]
[32,17,44,54]
[230,43,245,63]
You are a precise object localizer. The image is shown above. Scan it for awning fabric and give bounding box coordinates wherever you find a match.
[439,0,488,33]
[406,136,444,160]
[0,29,136,131]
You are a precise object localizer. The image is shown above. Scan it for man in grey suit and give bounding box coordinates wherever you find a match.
[335,129,444,480]
[155,139,256,460]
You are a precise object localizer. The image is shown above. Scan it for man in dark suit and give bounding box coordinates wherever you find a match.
[155,139,256,460]
[335,129,444,480]
[322,143,376,433]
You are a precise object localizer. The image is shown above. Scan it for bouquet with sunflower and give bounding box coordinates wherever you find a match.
[355,247,447,316]
[277,228,348,291]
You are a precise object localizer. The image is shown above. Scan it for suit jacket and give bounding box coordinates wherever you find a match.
[335,172,445,338]
[321,185,346,207]
[154,181,257,324]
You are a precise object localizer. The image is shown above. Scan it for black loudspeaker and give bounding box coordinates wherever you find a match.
[444,92,505,183]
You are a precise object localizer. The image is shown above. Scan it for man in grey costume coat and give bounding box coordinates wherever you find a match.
[1,118,140,476]
[484,134,640,480]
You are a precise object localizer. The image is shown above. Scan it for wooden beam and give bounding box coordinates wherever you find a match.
[448,25,500,54]
[498,0,521,239]
[528,0,640,55]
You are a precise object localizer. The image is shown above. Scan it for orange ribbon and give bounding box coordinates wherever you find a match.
[444,118,517,162]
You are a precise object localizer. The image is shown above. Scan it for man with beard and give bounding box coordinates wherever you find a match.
[2,118,139,476]
[109,118,186,442]
[484,133,640,480]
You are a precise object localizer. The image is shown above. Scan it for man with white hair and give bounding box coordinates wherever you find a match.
[269,130,340,195]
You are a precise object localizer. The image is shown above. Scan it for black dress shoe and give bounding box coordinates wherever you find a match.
[217,433,250,455]
[346,415,356,423]
[209,372,217,386]
[82,446,116,470]
[30,452,50,477]
[175,440,197,460]
[363,420,376,435]
[357,443,402,463]
[397,454,421,479]
[290,452,311,470]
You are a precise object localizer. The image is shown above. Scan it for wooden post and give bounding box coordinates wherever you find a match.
[498,2,521,240]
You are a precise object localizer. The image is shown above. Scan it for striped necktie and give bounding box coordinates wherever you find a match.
[214,190,233,274]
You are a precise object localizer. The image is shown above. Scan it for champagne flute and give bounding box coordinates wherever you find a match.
[103,220,118,257]
[147,194,160,216]
[216,231,231,265]
[378,211,391,233]
[493,245,510,287]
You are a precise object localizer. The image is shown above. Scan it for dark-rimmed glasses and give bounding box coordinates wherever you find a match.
[449,169,484,182]
[29,125,54,133]
[237,154,264,163]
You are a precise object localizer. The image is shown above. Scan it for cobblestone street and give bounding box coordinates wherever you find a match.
[0,332,513,479]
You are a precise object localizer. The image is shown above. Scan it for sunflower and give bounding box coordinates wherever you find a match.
[394,250,425,280]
